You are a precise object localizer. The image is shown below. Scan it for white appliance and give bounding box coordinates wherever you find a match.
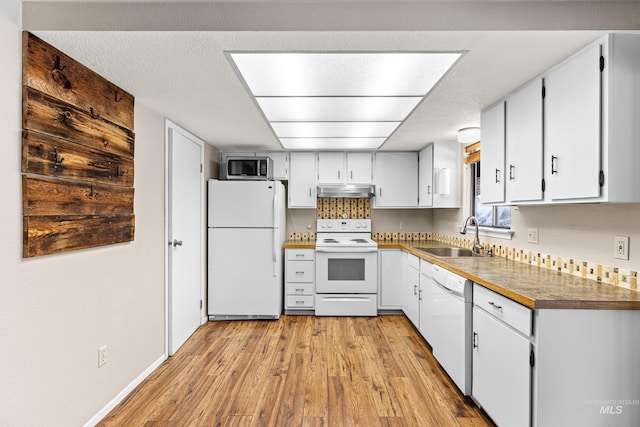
[207,180,285,320]
[315,219,378,316]
[430,265,473,395]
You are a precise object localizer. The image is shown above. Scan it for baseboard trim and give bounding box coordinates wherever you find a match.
[83,354,166,427]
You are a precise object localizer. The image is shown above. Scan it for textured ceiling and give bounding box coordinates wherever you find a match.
[24,1,633,151]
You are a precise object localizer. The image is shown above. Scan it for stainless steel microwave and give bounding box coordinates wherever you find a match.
[221,156,273,180]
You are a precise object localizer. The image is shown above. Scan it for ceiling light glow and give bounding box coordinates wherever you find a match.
[229,52,461,150]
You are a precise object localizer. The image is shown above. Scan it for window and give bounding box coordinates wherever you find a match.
[472,161,511,229]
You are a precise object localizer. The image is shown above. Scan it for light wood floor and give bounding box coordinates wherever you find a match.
[98,315,495,427]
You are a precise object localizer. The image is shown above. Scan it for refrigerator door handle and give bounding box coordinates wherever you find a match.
[272,186,278,276]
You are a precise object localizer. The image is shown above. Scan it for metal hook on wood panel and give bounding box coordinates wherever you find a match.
[88,184,97,198]
[90,107,100,120]
[114,90,122,103]
[54,146,64,164]
[116,165,125,177]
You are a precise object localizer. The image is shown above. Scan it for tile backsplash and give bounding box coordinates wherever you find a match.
[317,198,370,219]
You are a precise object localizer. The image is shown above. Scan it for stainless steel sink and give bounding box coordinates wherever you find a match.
[414,246,482,257]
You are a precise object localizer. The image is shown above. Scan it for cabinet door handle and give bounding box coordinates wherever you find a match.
[473,332,479,349]
[495,168,501,183]
[509,164,515,181]
[338,170,341,180]
[413,284,418,295]
[551,155,558,174]
[309,187,312,197]
[427,185,431,195]
[350,171,353,180]
[488,301,503,311]
[379,188,383,197]
[418,289,423,301]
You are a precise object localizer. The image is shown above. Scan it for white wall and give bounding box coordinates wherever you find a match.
[432,169,640,272]
[0,2,166,425]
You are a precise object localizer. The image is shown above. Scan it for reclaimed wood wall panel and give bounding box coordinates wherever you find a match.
[23,32,135,130]
[22,130,134,187]
[23,87,134,159]
[23,176,134,216]
[23,215,135,258]
[22,32,135,257]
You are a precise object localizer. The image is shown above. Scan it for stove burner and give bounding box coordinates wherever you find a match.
[351,239,370,244]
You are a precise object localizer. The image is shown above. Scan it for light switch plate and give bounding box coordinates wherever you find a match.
[614,235,630,260]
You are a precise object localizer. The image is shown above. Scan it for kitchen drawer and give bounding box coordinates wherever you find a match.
[420,258,433,278]
[286,248,315,261]
[407,253,420,270]
[286,283,315,296]
[286,260,314,283]
[474,284,532,336]
[286,294,315,309]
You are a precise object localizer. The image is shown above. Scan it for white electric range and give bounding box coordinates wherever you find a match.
[314,219,378,316]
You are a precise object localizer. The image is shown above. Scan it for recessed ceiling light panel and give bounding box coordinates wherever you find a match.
[230,52,461,97]
[271,121,400,138]
[228,51,462,150]
[256,96,423,122]
[280,137,387,150]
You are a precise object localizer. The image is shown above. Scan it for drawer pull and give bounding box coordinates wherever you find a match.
[295,254,305,258]
[295,288,304,293]
[488,301,503,311]
[296,271,304,275]
[295,300,305,305]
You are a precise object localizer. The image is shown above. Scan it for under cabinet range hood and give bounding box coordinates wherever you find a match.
[316,184,376,198]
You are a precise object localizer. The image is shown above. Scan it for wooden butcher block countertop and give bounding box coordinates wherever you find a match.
[283,239,640,309]
[379,240,640,311]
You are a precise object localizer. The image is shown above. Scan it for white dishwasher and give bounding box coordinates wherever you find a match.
[430,266,472,395]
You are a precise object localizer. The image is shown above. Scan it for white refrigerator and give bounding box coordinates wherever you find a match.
[207,180,286,319]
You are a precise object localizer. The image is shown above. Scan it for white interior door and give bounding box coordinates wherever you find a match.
[167,122,203,356]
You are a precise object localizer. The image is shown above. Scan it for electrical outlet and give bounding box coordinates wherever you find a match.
[614,235,630,260]
[98,345,107,368]
[527,228,539,244]
[400,221,407,230]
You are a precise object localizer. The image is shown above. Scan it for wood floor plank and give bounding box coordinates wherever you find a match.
[97,315,494,427]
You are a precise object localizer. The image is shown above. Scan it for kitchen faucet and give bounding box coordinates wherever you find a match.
[460,216,483,254]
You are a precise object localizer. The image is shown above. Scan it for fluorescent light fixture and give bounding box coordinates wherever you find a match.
[256,97,423,122]
[271,121,400,138]
[228,52,462,150]
[279,138,386,150]
[458,127,481,144]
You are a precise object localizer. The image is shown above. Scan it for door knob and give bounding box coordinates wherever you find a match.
[173,239,183,247]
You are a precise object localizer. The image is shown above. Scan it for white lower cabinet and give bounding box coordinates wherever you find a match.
[284,248,315,313]
[472,289,532,427]
[378,249,404,310]
[404,253,421,328]
[418,259,434,344]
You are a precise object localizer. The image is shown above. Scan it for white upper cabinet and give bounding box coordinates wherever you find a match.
[317,152,345,184]
[505,79,544,203]
[373,152,418,208]
[256,151,289,180]
[480,101,506,204]
[317,152,372,184]
[418,145,433,207]
[288,152,317,208]
[346,152,373,184]
[419,142,460,208]
[544,43,602,201]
